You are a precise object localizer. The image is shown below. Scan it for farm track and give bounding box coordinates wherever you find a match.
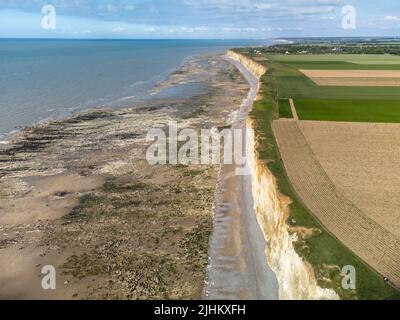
[288,98,299,120]
[273,120,400,287]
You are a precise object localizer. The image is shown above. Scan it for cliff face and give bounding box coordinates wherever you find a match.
[246,124,339,300]
[228,50,339,300]
[226,50,267,78]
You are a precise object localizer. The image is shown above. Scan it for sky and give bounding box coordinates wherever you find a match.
[0,0,399,39]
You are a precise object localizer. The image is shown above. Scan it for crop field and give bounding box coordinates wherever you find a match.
[268,54,400,122]
[273,120,400,288]
[300,69,400,87]
[272,54,400,65]
[278,98,293,118]
[294,99,400,123]
[298,120,400,238]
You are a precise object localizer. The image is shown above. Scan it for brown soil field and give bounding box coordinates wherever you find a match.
[273,120,400,287]
[298,120,400,237]
[253,57,269,62]
[300,69,400,86]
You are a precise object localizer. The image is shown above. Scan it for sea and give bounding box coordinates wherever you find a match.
[0,39,266,139]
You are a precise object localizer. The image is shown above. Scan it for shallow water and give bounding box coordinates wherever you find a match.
[0,39,265,138]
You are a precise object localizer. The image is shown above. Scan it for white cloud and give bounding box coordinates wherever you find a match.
[124,4,136,11]
[221,27,242,32]
[318,16,335,20]
[243,27,258,32]
[2,0,395,38]
[383,16,399,22]
[180,26,195,32]
[112,26,127,33]
[194,26,209,32]
[183,0,342,15]
[253,3,274,10]
[106,4,117,12]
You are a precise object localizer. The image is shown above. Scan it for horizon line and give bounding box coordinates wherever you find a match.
[0,36,399,41]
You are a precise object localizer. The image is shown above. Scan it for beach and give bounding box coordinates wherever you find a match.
[0,54,249,299]
[205,56,279,300]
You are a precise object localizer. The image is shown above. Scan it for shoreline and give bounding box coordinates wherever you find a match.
[0,54,250,299]
[0,38,264,140]
[0,52,200,145]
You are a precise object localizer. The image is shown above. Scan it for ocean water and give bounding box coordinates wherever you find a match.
[0,39,265,138]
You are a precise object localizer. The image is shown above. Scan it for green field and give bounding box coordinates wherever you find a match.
[295,99,400,122]
[266,54,400,122]
[278,99,293,118]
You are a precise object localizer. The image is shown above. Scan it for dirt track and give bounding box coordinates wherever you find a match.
[289,98,299,120]
[273,120,400,287]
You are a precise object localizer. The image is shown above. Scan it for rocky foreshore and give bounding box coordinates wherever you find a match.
[0,54,249,299]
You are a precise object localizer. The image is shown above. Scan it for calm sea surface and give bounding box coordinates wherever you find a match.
[0,39,266,138]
